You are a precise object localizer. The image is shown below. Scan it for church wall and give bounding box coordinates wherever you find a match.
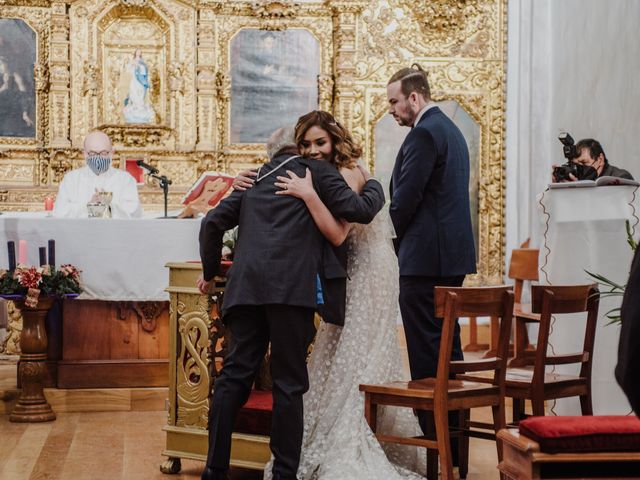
[506,0,640,273]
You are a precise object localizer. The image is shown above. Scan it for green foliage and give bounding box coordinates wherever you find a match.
[0,266,82,298]
[585,220,637,325]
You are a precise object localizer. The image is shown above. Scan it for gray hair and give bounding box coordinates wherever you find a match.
[266,126,296,159]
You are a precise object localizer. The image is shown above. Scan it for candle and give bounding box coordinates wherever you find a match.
[39,247,47,266]
[48,239,55,268]
[44,196,54,215]
[18,240,27,266]
[7,241,16,271]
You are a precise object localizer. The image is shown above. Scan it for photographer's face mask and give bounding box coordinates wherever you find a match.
[576,163,598,181]
[86,154,111,176]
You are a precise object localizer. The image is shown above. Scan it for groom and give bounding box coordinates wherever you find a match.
[198,126,385,480]
[386,65,476,451]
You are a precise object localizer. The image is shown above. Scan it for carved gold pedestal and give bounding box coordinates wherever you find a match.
[161,263,270,474]
[10,296,56,423]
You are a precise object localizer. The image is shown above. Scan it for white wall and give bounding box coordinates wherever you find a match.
[506,0,640,415]
[506,0,640,258]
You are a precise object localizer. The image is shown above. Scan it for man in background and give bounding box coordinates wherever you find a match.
[53,131,142,218]
[552,138,633,182]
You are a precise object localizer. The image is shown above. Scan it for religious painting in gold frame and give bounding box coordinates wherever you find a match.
[212,3,335,170]
[228,28,320,144]
[0,6,50,189]
[0,19,37,139]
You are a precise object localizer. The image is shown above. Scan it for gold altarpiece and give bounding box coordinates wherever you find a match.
[0,0,507,284]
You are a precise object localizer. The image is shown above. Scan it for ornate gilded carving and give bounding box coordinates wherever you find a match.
[121,0,148,6]
[175,293,213,428]
[251,1,299,20]
[168,62,184,97]
[82,59,100,97]
[34,63,49,93]
[0,301,22,355]
[0,0,507,280]
[98,124,173,148]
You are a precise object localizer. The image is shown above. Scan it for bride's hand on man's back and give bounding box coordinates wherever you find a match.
[233,169,257,191]
[275,168,314,201]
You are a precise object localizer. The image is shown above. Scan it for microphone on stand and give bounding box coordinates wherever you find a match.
[136,160,159,175]
[136,160,172,218]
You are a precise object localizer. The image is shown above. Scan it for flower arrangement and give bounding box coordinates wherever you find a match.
[0,264,82,308]
[1,240,82,308]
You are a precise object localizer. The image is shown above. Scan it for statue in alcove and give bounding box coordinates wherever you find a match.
[120,49,156,124]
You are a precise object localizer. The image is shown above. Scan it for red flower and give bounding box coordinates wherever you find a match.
[16,267,43,289]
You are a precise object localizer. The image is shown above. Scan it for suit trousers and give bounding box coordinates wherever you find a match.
[399,274,465,464]
[202,304,316,480]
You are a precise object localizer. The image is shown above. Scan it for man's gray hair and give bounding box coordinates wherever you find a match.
[266,126,296,159]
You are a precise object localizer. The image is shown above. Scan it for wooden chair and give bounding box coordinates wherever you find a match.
[505,241,540,366]
[480,239,539,359]
[506,284,599,421]
[359,286,514,480]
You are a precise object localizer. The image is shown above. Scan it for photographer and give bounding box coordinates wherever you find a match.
[552,137,633,182]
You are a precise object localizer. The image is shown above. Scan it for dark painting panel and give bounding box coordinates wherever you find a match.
[230,29,319,144]
[0,19,36,138]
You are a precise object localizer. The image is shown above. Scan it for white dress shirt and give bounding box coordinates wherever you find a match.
[53,166,143,219]
[413,102,438,127]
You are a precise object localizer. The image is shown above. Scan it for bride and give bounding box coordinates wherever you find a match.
[236,110,425,480]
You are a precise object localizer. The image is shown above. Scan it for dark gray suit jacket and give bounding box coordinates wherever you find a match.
[199,152,385,315]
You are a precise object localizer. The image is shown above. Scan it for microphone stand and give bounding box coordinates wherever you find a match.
[150,173,172,218]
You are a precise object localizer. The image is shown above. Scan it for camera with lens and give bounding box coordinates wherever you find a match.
[553,132,579,182]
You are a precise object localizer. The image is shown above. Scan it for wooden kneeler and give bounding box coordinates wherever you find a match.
[498,416,640,479]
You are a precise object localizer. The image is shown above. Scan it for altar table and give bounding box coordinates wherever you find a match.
[0,213,202,388]
[537,185,640,414]
[0,212,201,301]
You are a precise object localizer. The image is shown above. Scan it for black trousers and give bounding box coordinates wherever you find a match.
[202,304,316,480]
[399,275,465,463]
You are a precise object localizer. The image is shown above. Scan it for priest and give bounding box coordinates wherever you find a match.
[53,131,142,219]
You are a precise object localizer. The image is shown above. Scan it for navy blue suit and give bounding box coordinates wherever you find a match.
[390,106,476,451]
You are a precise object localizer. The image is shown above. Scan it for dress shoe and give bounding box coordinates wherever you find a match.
[200,465,229,480]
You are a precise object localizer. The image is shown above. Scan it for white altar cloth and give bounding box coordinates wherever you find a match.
[0,212,201,301]
[538,185,640,415]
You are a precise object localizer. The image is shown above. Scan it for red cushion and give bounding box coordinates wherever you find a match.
[234,390,273,436]
[519,416,640,453]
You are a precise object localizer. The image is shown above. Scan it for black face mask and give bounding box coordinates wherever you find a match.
[576,164,598,181]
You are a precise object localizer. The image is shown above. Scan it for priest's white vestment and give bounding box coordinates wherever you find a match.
[53,166,142,219]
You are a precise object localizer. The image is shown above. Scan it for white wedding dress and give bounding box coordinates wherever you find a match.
[265,210,425,480]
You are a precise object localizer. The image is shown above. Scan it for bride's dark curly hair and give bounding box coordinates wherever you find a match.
[294,110,362,169]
